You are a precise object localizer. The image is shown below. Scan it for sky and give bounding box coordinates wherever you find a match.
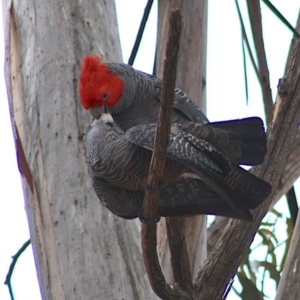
[0,1,299,299]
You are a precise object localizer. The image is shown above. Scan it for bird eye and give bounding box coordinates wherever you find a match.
[102,92,108,100]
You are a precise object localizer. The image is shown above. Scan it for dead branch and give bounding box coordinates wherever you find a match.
[141,8,193,300]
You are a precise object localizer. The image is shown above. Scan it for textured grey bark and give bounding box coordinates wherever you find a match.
[4,0,156,299]
[274,17,300,300]
[275,208,300,300]
[156,0,208,282]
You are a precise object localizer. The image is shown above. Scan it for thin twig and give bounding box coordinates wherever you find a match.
[141,8,192,300]
[128,0,154,66]
[5,239,31,300]
[262,0,300,37]
[235,0,260,88]
[247,0,273,124]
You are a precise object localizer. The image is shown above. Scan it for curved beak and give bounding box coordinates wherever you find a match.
[89,107,105,119]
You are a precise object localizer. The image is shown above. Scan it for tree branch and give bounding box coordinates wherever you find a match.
[141,9,193,300]
[140,11,181,221]
[156,0,208,283]
[247,0,274,123]
[166,217,193,293]
[207,16,300,256]
[194,39,300,299]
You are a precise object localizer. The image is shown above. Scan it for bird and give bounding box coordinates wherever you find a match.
[79,55,268,167]
[84,113,272,221]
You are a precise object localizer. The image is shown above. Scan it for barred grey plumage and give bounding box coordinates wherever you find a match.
[84,115,271,221]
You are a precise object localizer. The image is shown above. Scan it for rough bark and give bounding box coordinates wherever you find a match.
[156,0,208,282]
[274,18,300,299]
[275,208,300,300]
[4,0,156,299]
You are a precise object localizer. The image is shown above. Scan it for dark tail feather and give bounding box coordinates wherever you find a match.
[229,164,272,209]
[159,170,271,221]
[188,161,272,218]
[158,177,254,220]
[209,117,267,166]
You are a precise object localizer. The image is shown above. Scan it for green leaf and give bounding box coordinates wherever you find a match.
[236,272,264,300]
[262,261,281,287]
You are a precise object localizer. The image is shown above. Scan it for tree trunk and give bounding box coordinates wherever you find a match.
[4,0,156,298]
[156,0,208,281]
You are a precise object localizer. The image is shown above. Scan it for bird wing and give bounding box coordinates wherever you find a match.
[136,70,209,124]
[127,123,271,221]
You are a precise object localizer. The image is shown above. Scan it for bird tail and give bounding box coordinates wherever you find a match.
[209,117,267,165]
[191,166,271,221]
[181,117,267,166]
[158,176,265,221]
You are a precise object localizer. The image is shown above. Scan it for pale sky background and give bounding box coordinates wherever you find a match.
[0,1,299,299]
